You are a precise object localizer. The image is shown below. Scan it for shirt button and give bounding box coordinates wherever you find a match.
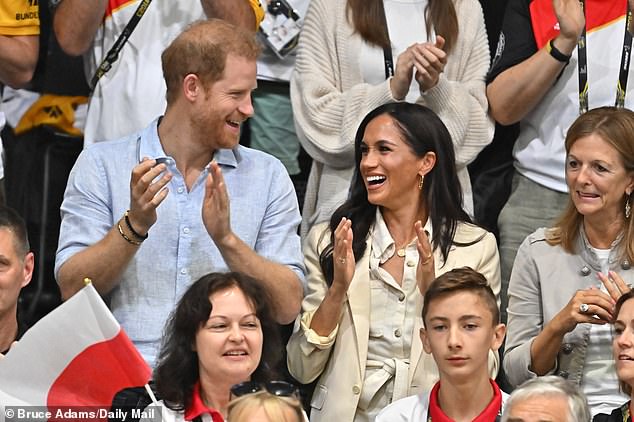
[562,343,573,354]
[352,385,360,394]
[180,268,187,275]
[394,329,402,338]
[177,187,184,194]
[406,261,415,267]
[398,293,405,302]
[558,370,569,379]
[183,227,190,234]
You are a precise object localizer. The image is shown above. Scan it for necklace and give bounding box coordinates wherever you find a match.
[396,238,416,258]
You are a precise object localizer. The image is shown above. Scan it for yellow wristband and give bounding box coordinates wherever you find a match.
[249,0,265,30]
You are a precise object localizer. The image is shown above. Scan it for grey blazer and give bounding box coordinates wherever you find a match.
[504,227,634,388]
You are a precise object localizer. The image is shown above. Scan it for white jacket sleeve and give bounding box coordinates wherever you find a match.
[286,224,340,383]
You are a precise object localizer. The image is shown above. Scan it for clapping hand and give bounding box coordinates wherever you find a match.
[412,35,447,92]
[202,162,232,244]
[415,220,435,295]
[128,158,172,235]
[332,217,355,293]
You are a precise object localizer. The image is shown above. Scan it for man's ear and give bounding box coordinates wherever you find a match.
[182,73,202,102]
[420,327,432,354]
[21,251,34,288]
[490,323,506,352]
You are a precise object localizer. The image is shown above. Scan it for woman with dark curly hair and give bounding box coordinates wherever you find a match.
[132,271,282,421]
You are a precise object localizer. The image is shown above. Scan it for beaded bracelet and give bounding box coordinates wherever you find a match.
[118,220,142,246]
[124,210,148,240]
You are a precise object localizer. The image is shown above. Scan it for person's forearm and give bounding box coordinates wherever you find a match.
[216,233,303,324]
[529,320,567,375]
[57,225,141,300]
[54,0,107,56]
[308,285,347,336]
[0,35,38,87]
[487,36,576,125]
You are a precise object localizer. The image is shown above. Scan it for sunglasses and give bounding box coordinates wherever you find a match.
[230,381,300,398]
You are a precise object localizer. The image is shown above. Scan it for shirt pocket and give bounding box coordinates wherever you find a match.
[369,278,388,338]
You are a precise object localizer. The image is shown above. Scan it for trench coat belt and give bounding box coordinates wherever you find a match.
[358,358,410,411]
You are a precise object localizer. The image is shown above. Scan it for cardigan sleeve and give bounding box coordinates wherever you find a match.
[290,0,395,169]
[286,224,340,383]
[418,0,494,169]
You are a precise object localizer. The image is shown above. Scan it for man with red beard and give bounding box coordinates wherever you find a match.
[54,20,305,367]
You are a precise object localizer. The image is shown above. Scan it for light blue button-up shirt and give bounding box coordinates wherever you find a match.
[55,119,305,366]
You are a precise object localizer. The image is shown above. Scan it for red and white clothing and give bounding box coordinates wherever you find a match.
[375,379,507,421]
[141,382,224,422]
[83,0,204,145]
[489,0,634,193]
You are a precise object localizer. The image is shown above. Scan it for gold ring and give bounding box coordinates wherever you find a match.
[338,257,346,265]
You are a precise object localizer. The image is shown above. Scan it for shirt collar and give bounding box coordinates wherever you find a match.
[184,382,225,422]
[138,117,240,169]
[370,209,433,264]
[428,379,502,422]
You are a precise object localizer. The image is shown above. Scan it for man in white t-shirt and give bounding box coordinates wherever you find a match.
[52,0,261,146]
[486,0,634,324]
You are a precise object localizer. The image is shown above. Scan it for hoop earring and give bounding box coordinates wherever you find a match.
[626,193,632,219]
[418,175,424,190]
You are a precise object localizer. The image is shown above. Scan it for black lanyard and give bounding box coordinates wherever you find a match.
[89,0,153,91]
[577,0,633,114]
[384,46,395,79]
[380,0,395,79]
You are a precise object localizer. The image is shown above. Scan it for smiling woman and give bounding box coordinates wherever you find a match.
[116,272,284,422]
[593,290,634,421]
[286,102,500,422]
[504,107,634,416]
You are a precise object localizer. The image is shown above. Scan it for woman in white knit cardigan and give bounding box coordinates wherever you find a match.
[291,0,494,238]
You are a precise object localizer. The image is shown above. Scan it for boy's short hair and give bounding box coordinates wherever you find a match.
[422,267,499,326]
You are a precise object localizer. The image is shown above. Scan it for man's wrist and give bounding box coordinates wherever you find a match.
[213,231,237,250]
[125,210,150,238]
[549,37,575,60]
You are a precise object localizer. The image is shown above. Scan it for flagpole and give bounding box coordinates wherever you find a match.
[144,383,164,421]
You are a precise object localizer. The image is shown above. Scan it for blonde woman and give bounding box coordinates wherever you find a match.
[228,386,306,422]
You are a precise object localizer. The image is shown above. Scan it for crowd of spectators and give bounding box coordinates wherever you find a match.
[2,0,634,421]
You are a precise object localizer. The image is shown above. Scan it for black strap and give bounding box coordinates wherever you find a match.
[383,46,394,79]
[89,0,153,91]
[577,0,632,114]
[381,2,394,79]
[616,6,634,108]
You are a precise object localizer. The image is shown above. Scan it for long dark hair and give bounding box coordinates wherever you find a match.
[319,102,474,285]
[153,272,281,410]
[345,0,458,53]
